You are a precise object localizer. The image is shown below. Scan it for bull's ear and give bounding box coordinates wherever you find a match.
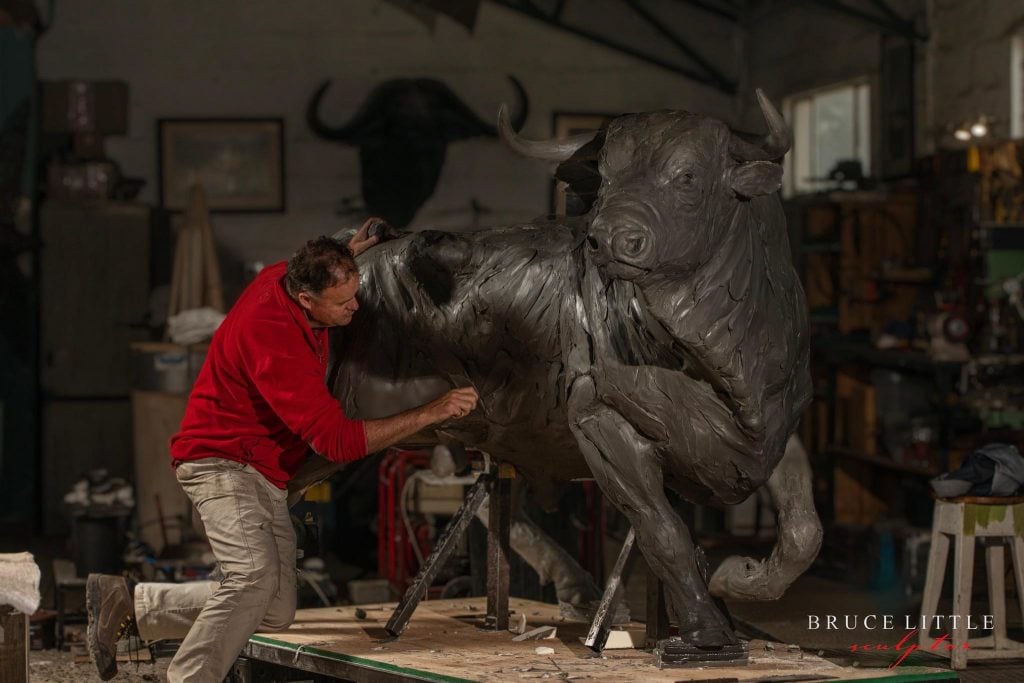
[729,160,783,198]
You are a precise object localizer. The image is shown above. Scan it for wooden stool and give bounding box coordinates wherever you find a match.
[920,495,1024,668]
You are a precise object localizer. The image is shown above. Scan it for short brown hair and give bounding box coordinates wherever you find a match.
[285,236,358,295]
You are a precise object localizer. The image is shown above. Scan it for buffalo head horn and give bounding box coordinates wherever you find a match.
[307,76,530,143]
[498,105,598,162]
[729,88,792,162]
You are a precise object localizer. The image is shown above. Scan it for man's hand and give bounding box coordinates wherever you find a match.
[423,387,480,423]
[348,217,385,257]
[363,386,480,454]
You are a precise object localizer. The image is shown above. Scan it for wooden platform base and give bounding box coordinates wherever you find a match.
[242,598,958,682]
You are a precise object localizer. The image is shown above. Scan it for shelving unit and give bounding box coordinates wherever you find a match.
[791,191,922,337]
[812,340,965,528]
[828,446,940,477]
[789,192,963,530]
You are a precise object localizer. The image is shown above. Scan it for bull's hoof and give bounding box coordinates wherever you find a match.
[709,555,777,601]
[676,625,739,648]
[655,636,748,668]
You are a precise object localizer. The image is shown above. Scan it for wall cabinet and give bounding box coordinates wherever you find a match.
[39,202,153,534]
[40,203,152,397]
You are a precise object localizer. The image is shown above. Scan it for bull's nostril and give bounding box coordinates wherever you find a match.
[586,236,599,251]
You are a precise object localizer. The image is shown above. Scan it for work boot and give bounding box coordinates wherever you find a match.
[86,573,136,681]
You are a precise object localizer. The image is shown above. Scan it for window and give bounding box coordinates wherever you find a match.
[783,80,871,196]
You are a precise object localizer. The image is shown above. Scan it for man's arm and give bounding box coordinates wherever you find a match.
[364,387,478,453]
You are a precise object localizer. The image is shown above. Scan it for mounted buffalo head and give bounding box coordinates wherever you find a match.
[498,89,790,281]
[308,76,529,228]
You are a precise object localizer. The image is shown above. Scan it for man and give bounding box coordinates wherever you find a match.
[85,220,478,682]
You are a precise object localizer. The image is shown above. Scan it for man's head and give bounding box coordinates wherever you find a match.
[285,237,360,328]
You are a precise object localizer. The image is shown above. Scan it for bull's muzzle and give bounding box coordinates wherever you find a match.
[587,220,654,275]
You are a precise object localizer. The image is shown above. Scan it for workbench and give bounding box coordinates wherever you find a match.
[237,598,958,682]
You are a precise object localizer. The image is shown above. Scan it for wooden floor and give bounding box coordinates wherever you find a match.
[244,598,957,682]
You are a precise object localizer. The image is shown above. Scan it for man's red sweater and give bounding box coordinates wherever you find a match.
[170,262,368,488]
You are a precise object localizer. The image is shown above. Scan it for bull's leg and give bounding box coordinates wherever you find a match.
[475,488,602,610]
[567,378,735,647]
[708,434,823,600]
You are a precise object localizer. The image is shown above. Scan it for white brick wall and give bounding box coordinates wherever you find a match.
[41,1,1016,273]
[37,0,736,269]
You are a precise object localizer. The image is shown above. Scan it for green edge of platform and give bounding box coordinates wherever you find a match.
[848,668,958,682]
[248,634,475,683]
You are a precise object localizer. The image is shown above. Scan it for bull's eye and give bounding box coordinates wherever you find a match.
[667,166,703,205]
[665,166,698,188]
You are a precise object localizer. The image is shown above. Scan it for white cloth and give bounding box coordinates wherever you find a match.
[0,552,41,615]
[167,307,226,344]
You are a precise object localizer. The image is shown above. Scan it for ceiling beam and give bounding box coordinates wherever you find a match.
[676,0,740,23]
[809,0,928,41]
[867,0,929,39]
[491,0,736,93]
[624,0,735,91]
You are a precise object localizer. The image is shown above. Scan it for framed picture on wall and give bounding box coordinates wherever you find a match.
[158,118,285,212]
[549,112,614,216]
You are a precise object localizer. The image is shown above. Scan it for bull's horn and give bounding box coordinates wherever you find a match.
[756,88,792,156]
[505,75,530,133]
[306,80,370,141]
[729,88,792,161]
[498,104,596,162]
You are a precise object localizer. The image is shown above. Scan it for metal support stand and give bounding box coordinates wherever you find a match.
[584,527,636,652]
[645,565,670,649]
[385,474,491,637]
[484,463,514,630]
[385,461,517,638]
[53,558,86,651]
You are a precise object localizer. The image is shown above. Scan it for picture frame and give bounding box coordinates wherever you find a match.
[157,118,285,212]
[549,112,615,216]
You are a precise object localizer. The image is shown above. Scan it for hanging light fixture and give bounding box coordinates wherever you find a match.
[947,114,995,145]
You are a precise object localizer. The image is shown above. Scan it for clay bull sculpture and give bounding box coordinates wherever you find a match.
[291,90,822,647]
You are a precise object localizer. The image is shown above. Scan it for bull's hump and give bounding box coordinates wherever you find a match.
[364,223,580,358]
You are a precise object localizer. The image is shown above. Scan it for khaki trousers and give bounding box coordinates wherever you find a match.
[134,458,296,683]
